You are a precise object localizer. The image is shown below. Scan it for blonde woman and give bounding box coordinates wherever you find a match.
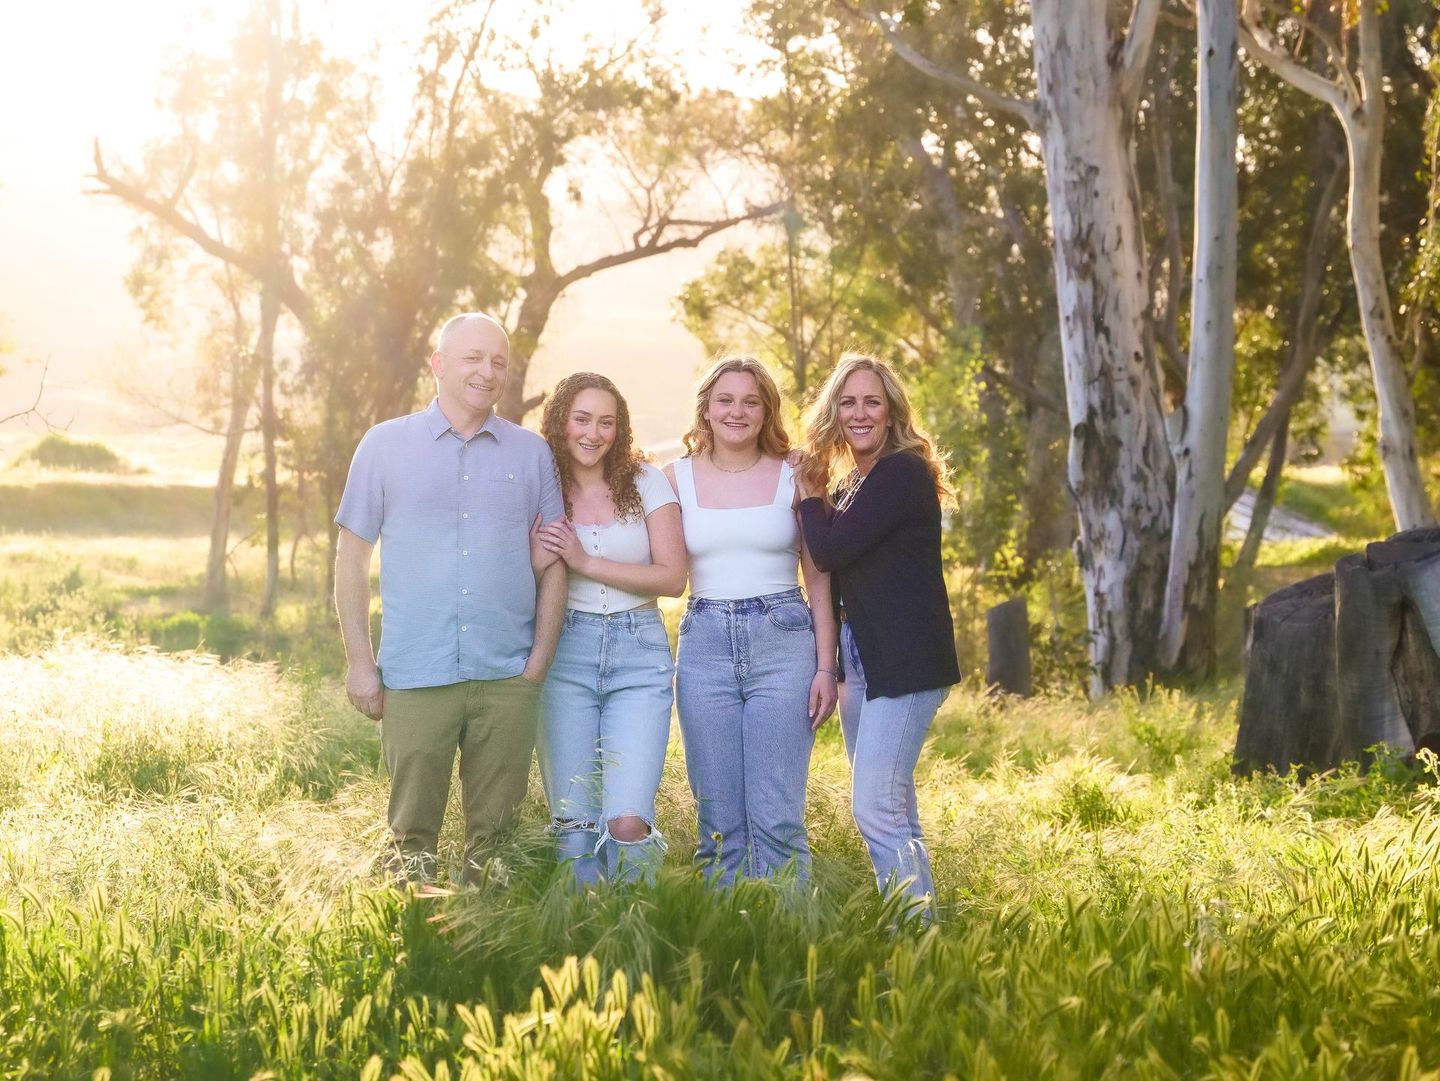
[796,354,959,919]
[665,356,837,886]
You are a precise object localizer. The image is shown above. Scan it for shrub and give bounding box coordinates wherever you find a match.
[0,567,120,652]
[13,432,130,473]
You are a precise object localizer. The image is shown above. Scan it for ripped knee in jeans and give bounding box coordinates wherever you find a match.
[550,816,598,836]
[605,814,651,843]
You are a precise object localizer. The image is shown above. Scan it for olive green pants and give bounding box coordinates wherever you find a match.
[381,675,541,884]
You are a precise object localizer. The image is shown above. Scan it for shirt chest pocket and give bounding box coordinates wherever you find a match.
[482,476,530,524]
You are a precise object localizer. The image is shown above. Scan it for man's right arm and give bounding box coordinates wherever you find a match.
[335,526,384,720]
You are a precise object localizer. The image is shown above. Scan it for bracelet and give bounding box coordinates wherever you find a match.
[816,667,837,677]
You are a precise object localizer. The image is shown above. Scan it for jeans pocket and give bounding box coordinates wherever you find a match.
[634,621,672,653]
[679,608,695,636]
[766,600,814,632]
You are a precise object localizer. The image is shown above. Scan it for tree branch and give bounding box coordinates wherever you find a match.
[1238,4,1349,114]
[88,140,313,327]
[1119,0,1165,114]
[0,356,54,428]
[851,1,1039,129]
[555,201,786,291]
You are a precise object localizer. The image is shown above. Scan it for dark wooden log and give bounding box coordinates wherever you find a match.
[1234,572,1342,774]
[985,597,1032,697]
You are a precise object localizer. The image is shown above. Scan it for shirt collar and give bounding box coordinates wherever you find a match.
[423,398,502,442]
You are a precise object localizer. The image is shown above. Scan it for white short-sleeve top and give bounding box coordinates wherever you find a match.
[567,462,679,614]
[672,457,800,600]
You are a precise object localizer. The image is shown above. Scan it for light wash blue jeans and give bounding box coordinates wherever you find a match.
[676,587,817,886]
[539,608,674,884]
[839,622,948,917]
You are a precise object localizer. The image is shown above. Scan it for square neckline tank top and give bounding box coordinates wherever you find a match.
[672,457,800,600]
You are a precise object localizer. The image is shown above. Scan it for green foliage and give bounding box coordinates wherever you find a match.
[1274,469,1394,540]
[0,567,122,652]
[13,433,130,473]
[135,609,253,656]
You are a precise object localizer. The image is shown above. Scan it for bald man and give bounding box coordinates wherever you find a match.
[334,313,566,885]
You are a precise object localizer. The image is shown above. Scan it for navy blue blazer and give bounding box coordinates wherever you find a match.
[798,450,960,699]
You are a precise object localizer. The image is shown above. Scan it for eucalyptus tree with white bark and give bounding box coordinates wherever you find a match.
[1240,0,1437,531]
[872,0,1173,693]
[1157,0,1239,672]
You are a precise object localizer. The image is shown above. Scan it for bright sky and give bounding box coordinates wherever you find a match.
[0,0,770,458]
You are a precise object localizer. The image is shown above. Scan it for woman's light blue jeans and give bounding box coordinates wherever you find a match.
[539,608,674,884]
[839,621,948,917]
[676,587,817,886]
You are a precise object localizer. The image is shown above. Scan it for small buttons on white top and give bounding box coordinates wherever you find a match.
[461,512,470,519]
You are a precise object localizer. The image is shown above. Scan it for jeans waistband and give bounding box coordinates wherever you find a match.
[686,587,805,613]
[565,607,664,628]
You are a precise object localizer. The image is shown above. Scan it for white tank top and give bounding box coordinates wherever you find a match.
[673,457,800,600]
[566,464,678,614]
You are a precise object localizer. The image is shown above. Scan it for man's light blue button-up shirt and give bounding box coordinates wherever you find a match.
[335,399,564,689]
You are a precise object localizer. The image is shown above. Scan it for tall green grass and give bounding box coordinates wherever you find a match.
[4,638,1440,1077]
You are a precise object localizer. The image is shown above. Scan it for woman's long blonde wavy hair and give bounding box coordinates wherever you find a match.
[680,355,791,459]
[800,354,954,508]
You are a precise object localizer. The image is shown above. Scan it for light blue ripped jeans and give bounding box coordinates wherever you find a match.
[539,607,674,884]
[839,621,948,918]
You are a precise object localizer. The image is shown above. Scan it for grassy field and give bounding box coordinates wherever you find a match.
[5,634,1440,1078]
[4,456,1440,1078]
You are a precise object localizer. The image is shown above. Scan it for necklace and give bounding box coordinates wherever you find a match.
[708,451,763,474]
[836,470,865,511]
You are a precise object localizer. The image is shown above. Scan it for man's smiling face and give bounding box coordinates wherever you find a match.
[431,316,510,428]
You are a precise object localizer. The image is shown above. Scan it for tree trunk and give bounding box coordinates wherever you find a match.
[1240,1,1436,530]
[257,289,281,620]
[498,278,559,422]
[1019,327,1073,567]
[201,355,255,613]
[985,597,1032,697]
[1031,0,1173,694]
[1343,110,1436,529]
[1227,411,1288,595]
[1159,0,1239,676]
[1223,142,1344,511]
[258,0,283,622]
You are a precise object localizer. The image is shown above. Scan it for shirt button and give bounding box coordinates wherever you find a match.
[507,473,514,480]
[462,550,469,556]
[462,512,469,519]
[461,625,468,632]
[461,589,469,595]
[462,474,470,481]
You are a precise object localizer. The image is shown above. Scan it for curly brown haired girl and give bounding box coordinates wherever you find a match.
[532,371,687,885]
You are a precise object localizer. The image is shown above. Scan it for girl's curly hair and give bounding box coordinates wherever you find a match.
[541,372,646,522]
